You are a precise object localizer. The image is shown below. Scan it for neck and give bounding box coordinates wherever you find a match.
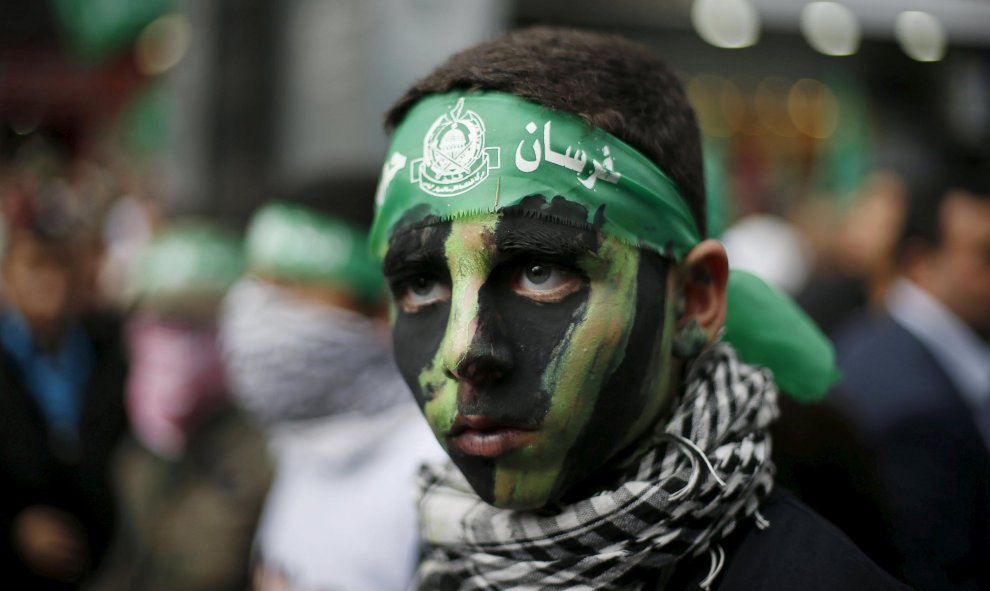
[558,399,684,507]
[551,359,690,506]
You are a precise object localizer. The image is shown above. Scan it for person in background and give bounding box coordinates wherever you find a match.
[219,199,444,591]
[795,174,909,338]
[832,152,990,590]
[87,222,272,591]
[0,180,129,590]
[769,177,911,573]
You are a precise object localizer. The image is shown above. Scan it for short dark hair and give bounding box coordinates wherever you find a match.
[385,27,707,236]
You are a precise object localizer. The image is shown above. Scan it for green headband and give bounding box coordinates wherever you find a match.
[370,92,698,259]
[371,91,838,401]
[246,201,383,303]
[134,221,244,307]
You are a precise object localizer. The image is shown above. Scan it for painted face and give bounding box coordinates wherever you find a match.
[383,195,681,509]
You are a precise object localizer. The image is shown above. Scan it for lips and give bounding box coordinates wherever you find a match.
[447,415,539,458]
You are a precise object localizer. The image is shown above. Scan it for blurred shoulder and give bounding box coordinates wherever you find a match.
[711,489,910,590]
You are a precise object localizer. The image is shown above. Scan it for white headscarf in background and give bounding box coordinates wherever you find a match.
[219,277,441,591]
[218,277,408,426]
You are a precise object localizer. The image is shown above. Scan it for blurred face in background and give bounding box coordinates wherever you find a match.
[1,232,76,337]
[923,191,990,338]
[126,314,227,458]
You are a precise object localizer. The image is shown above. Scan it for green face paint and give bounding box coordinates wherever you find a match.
[378,90,841,512]
[385,196,681,509]
[418,217,498,452]
[492,238,643,507]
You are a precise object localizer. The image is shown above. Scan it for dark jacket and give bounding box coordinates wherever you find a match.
[0,313,130,590]
[832,313,990,591]
[664,489,910,590]
[771,394,899,574]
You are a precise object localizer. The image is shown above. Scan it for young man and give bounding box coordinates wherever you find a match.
[370,28,907,589]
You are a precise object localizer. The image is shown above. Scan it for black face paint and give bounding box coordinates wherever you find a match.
[384,195,678,509]
[385,220,452,410]
[555,248,673,504]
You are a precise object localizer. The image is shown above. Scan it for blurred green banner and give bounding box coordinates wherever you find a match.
[52,0,173,60]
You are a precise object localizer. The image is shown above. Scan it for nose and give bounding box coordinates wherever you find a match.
[447,335,514,388]
[440,282,513,389]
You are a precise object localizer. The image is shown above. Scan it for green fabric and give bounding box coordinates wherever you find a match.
[134,222,243,305]
[825,76,872,205]
[725,271,841,401]
[245,202,383,302]
[703,138,732,238]
[371,91,839,401]
[370,92,698,260]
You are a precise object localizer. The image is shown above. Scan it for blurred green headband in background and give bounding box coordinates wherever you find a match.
[133,221,243,315]
[246,201,383,304]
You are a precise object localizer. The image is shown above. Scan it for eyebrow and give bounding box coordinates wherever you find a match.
[496,214,599,260]
[381,211,602,277]
[382,227,448,278]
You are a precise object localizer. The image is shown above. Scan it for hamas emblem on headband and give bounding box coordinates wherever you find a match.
[411,98,500,197]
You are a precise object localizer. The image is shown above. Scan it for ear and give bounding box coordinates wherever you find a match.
[677,239,729,341]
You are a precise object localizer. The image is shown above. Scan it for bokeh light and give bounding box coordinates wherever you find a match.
[755,77,798,137]
[895,11,947,62]
[691,0,761,49]
[788,78,840,139]
[800,2,861,56]
[135,13,192,76]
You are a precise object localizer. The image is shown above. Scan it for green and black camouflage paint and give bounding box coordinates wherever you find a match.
[384,195,680,509]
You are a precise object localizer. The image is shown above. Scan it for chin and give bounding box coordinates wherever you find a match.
[474,482,550,510]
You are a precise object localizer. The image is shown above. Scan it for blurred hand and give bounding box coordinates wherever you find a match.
[12,505,89,582]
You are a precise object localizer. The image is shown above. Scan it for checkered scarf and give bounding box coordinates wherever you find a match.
[414,343,778,591]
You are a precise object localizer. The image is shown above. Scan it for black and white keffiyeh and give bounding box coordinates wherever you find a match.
[414,343,778,591]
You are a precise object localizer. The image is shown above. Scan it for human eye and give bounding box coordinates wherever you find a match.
[511,262,585,302]
[394,274,451,314]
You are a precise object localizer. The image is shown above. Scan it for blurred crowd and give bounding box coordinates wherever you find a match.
[0,132,444,591]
